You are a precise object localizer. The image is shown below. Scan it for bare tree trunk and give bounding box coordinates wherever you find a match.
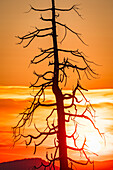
[13,1,102,169]
[51,0,68,169]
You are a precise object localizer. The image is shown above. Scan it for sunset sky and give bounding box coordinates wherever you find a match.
[0,0,113,165]
[0,86,113,163]
[0,0,113,89]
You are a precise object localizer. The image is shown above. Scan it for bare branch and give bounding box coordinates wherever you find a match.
[26,4,52,13]
[16,27,53,48]
[65,112,102,136]
[67,137,86,152]
[30,80,53,88]
[59,61,87,70]
[31,52,54,64]
[33,70,54,81]
[40,15,52,22]
[59,26,67,44]
[55,4,83,18]
[31,48,54,64]
[56,22,87,45]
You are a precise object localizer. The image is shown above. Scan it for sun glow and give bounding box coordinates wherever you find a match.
[86,135,102,153]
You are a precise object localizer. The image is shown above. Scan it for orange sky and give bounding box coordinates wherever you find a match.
[0,0,113,89]
[0,87,113,163]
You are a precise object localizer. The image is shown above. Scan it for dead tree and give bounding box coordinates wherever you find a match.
[13,0,103,169]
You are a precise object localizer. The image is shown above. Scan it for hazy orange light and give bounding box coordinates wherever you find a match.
[86,135,102,153]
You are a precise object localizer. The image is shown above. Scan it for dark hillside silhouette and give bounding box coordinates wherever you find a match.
[0,158,59,170]
[0,159,113,170]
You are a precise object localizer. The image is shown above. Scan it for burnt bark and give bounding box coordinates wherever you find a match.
[51,0,68,169]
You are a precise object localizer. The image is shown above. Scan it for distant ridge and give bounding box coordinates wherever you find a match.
[0,159,113,170]
[0,158,59,170]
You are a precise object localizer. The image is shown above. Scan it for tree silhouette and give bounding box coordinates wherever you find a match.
[13,0,103,169]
